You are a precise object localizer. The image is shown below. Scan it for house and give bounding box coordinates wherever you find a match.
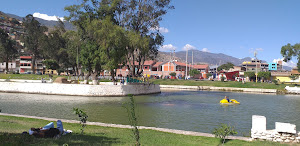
[242,59,269,72]
[271,71,292,82]
[116,60,209,78]
[19,56,44,74]
[0,61,18,73]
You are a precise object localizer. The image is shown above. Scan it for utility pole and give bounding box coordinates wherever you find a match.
[192,50,193,66]
[185,49,188,80]
[254,51,258,83]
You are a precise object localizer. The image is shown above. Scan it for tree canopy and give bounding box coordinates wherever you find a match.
[64,0,173,78]
[217,62,234,71]
[23,14,48,74]
[281,43,300,71]
[0,29,18,73]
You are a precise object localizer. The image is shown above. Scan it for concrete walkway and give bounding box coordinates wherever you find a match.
[0,113,250,141]
[160,85,277,94]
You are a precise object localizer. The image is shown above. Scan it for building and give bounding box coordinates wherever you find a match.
[116,60,209,78]
[269,61,283,71]
[242,59,269,72]
[271,71,292,82]
[0,61,18,73]
[19,56,44,74]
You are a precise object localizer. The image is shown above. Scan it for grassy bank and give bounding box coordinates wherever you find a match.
[0,74,112,82]
[0,74,61,80]
[150,79,294,90]
[0,115,286,145]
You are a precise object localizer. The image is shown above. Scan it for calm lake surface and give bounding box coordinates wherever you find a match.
[1,90,300,135]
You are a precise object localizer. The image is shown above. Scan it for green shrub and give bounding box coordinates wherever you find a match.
[272,80,278,85]
[212,124,238,145]
[123,95,140,146]
[73,108,88,134]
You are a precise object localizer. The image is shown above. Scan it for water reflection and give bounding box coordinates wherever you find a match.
[0,91,300,135]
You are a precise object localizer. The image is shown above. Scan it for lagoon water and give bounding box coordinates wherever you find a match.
[1,90,300,135]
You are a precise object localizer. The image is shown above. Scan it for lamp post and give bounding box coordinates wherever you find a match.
[185,49,188,80]
[254,51,258,83]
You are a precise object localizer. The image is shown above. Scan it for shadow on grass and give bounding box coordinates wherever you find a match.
[0,132,121,145]
[218,139,232,145]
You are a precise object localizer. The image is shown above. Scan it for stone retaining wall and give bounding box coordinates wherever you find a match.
[160,85,277,93]
[0,81,160,96]
[251,115,300,143]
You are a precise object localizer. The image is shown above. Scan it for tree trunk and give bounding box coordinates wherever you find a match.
[32,55,36,74]
[91,72,98,85]
[84,72,91,84]
[5,54,9,74]
[111,69,116,84]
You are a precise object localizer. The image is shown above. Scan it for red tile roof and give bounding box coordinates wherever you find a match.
[20,56,31,59]
[144,60,156,66]
[192,64,209,69]
[153,62,163,67]
[174,61,187,66]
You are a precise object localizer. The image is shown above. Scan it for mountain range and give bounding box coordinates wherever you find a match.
[157,50,253,66]
[4,12,75,30]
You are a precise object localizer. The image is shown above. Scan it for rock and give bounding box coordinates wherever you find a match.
[260,136,267,140]
[275,122,296,134]
[54,77,70,84]
[276,138,283,142]
[266,138,273,141]
[284,139,290,143]
[289,137,295,140]
[281,136,287,140]
[296,137,300,140]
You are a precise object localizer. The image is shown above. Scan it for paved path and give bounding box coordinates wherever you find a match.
[0,113,251,141]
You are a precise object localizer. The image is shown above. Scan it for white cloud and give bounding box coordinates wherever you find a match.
[33,12,64,21]
[182,44,196,51]
[201,48,209,52]
[273,58,296,68]
[160,44,177,51]
[150,27,169,33]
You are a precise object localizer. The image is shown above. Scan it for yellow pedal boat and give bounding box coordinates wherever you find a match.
[220,99,240,104]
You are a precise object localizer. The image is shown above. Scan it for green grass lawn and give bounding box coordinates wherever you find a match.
[150,79,295,90]
[0,115,287,146]
[0,74,62,80]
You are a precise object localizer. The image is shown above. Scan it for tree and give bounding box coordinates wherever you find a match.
[0,29,18,74]
[169,72,176,77]
[244,72,255,79]
[289,74,299,81]
[281,43,300,71]
[258,71,271,81]
[217,62,234,71]
[65,0,174,77]
[42,59,59,70]
[23,14,48,74]
[190,69,200,77]
[64,30,81,76]
[212,124,238,145]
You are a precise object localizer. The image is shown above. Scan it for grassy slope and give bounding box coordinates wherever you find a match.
[150,79,292,90]
[0,74,62,80]
[0,115,286,146]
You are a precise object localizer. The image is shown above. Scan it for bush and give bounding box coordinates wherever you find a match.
[169,72,176,77]
[212,124,238,145]
[73,108,88,134]
[123,95,140,146]
[220,76,226,82]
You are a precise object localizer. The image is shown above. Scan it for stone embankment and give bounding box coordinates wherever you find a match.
[0,113,250,141]
[0,80,160,96]
[251,115,300,143]
[160,85,277,93]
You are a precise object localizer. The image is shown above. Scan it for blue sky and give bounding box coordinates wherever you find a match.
[1,0,300,66]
